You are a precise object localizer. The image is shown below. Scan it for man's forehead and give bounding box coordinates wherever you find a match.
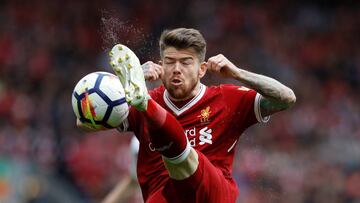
[163,47,197,59]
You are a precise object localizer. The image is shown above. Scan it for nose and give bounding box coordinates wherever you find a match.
[172,62,181,74]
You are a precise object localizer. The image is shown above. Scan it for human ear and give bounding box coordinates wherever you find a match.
[199,62,207,78]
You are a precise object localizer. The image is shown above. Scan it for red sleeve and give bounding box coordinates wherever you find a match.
[220,84,269,131]
[126,106,138,132]
[149,85,165,100]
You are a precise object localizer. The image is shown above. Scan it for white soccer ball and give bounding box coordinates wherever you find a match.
[72,71,129,129]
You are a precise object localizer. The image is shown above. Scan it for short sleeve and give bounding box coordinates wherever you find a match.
[254,93,270,123]
[220,84,270,130]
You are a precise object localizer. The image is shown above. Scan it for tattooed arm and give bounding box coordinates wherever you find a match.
[207,54,296,117]
[232,69,296,116]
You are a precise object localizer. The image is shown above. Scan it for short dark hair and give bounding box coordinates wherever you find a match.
[159,28,206,62]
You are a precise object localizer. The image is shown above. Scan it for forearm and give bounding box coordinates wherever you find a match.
[206,54,295,115]
[233,68,296,109]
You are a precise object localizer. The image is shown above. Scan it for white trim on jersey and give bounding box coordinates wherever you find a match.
[162,139,191,164]
[254,93,270,123]
[163,83,207,116]
[227,140,238,152]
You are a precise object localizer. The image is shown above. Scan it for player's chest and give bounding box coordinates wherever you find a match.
[173,103,231,149]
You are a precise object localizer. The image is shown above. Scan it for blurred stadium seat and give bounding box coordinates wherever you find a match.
[0,0,359,202]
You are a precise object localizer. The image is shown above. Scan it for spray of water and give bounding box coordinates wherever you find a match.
[99,10,156,61]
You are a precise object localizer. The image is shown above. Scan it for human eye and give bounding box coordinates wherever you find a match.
[164,59,175,65]
[181,59,193,66]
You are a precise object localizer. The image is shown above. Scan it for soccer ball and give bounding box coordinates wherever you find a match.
[72,71,129,129]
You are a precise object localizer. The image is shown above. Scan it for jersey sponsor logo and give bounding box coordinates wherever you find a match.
[148,126,214,152]
[198,106,211,123]
[184,126,213,147]
[184,127,196,137]
[148,142,156,152]
[148,142,174,152]
[199,127,213,145]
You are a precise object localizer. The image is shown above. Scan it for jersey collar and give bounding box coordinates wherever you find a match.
[163,83,206,116]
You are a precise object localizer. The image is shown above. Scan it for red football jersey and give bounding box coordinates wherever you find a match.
[125,83,269,201]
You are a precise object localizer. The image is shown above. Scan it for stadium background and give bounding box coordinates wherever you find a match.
[0,0,359,202]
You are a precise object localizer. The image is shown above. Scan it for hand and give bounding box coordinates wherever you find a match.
[142,61,164,81]
[206,54,239,78]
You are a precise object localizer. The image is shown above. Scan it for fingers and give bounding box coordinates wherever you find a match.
[150,72,159,80]
[142,61,163,81]
[207,54,226,72]
[206,54,238,78]
[153,64,164,77]
[159,65,164,77]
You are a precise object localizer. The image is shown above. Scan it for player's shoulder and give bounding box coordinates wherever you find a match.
[208,84,252,93]
[149,85,165,101]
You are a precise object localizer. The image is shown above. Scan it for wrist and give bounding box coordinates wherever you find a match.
[232,67,244,80]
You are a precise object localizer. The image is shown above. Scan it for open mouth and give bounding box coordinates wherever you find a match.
[171,78,183,86]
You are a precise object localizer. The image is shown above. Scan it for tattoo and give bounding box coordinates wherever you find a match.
[234,69,296,116]
[260,96,291,117]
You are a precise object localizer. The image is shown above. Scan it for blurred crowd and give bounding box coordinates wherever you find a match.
[0,0,359,202]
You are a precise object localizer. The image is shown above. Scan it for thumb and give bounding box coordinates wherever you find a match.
[205,61,214,72]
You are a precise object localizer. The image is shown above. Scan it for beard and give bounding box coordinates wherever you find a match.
[164,78,199,100]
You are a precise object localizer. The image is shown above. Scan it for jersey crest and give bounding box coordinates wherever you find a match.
[198,106,211,123]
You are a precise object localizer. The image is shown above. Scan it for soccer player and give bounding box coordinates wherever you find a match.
[81,28,296,202]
